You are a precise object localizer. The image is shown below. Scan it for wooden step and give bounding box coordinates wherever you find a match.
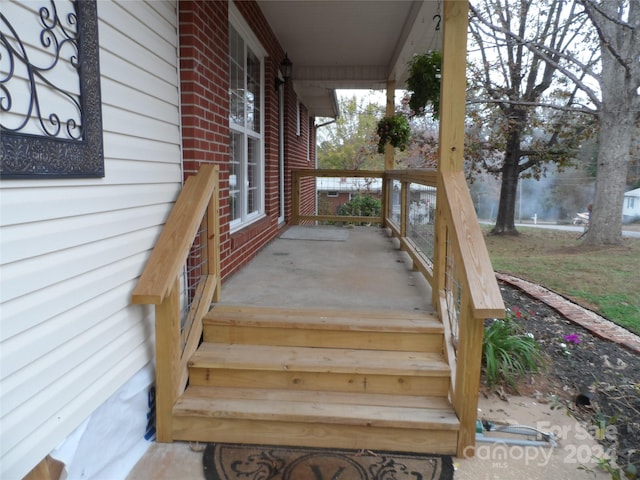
[172,386,459,454]
[204,305,443,352]
[188,343,450,396]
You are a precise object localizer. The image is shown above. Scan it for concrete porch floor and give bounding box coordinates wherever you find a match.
[217,226,434,312]
[127,225,434,479]
[126,226,609,480]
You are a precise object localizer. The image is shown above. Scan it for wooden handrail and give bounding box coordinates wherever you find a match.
[385,169,437,184]
[440,171,504,318]
[132,164,218,305]
[383,167,504,456]
[131,164,220,443]
[305,169,384,178]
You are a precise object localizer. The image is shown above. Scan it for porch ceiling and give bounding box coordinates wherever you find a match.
[257,0,443,118]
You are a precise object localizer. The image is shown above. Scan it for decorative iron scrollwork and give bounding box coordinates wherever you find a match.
[1,0,104,179]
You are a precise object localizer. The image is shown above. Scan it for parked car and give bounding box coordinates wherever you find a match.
[572,212,590,225]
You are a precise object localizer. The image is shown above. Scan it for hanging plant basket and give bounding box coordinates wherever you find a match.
[406,51,442,119]
[376,115,411,154]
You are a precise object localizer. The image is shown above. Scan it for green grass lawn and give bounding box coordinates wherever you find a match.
[483,227,640,335]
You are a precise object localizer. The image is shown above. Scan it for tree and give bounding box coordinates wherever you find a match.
[468,0,597,235]
[470,0,640,244]
[399,112,440,169]
[316,95,384,170]
[578,0,640,244]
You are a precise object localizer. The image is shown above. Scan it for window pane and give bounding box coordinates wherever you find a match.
[247,136,259,215]
[230,131,243,221]
[229,26,244,127]
[228,17,264,228]
[246,49,261,133]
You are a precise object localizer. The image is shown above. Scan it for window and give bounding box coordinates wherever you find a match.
[228,12,265,230]
[628,197,635,209]
[0,0,103,178]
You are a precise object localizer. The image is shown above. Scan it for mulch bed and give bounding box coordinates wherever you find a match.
[490,282,640,473]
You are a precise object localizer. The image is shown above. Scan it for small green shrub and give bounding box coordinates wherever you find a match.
[338,194,381,220]
[482,316,541,388]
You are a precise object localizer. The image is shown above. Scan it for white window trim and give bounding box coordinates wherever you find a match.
[229,4,267,232]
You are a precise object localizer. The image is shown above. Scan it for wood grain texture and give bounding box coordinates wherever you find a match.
[205,304,443,352]
[206,305,441,330]
[454,298,484,457]
[205,325,442,352]
[188,369,450,397]
[441,171,505,318]
[172,417,458,455]
[132,165,218,305]
[296,214,383,223]
[190,343,449,377]
[180,386,453,409]
[155,278,181,442]
[175,387,459,430]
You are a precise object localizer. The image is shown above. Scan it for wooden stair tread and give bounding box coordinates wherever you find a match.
[206,305,442,333]
[190,343,450,376]
[180,386,452,409]
[175,386,459,430]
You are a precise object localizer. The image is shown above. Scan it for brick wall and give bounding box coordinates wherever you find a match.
[179,0,316,281]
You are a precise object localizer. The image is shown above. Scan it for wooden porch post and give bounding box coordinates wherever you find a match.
[433,0,468,305]
[208,167,221,302]
[434,0,481,458]
[155,277,181,442]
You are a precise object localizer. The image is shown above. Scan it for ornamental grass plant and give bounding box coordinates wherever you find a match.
[482,312,542,388]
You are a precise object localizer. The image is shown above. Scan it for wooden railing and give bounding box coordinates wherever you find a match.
[292,168,505,456]
[291,169,385,225]
[131,165,220,442]
[434,170,505,456]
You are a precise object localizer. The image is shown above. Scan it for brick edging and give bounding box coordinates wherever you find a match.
[495,272,640,355]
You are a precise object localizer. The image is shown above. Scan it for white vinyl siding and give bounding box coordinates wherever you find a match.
[0,1,182,478]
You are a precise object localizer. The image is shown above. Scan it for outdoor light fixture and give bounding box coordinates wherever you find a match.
[275,53,293,90]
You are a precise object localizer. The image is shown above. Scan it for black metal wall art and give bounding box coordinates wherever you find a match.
[0,0,104,178]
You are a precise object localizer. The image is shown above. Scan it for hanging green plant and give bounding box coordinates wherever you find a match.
[376,115,411,154]
[406,51,442,119]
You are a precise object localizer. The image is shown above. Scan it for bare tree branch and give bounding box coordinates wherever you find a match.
[469,2,603,108]
[578,0,635,29]
[578,0,632,75]
[466,98,598,115]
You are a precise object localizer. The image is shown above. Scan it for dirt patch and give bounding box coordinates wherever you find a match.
[486,282,640,473]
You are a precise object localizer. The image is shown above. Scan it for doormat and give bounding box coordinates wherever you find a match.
[279,226,348,241]
[203,443,453,480]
